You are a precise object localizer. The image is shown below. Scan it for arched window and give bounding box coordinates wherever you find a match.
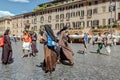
[66,13,70,20]
[48,16,52,22]
[55,23,59,30]
[40,16,44,22]
[60,14,64,21]
[60,23,64,29]
[56,15,59,22]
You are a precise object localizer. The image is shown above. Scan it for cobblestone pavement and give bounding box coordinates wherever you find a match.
[0,42,120,80]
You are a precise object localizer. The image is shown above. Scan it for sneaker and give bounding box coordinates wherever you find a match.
[83,52,87,55]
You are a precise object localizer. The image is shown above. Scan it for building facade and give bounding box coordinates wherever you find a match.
[0,16,12,35]
[0,0,120,37]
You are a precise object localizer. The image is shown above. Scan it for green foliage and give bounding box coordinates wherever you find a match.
[112,23,117,28]
[34,2,61,11]
[34,3,48,11]
[54,2,61,5]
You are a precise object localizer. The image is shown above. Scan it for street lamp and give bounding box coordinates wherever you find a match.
[110,0,113,37]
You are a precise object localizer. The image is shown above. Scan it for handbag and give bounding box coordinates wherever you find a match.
[54,45,60,57]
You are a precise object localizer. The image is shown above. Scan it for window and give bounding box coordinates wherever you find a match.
[34,18,37,24]
[60,14,64,20]
[87,21,92,27]
[80,10,84,18]
[108,18,114,24]
[66,13,70,20]
[60,7,64,11]
[102,6,106,12]
[71,12,75,17]
[80,21,85,28]
[76,22,81,29]
[102,19,106,25]
[88,2,92,6]
[72,22,76,29]
[48,16,52,22]
[93,8,98,14]
[78,4,81,8]
[60,23,64,29]
[93,20,99,26]
[102,0,106,2]
[56,15,59,22]
[76,11,80,16]
[34,26,37,31]
[87,9,92,17]
[55,23,59,30]
[118,13,120,20]
[72,5,75,9]
[94,1,98,5]
[81,4,84,7]
[66,6,69,10]
[66,22,70,28]
[40,16,44,22]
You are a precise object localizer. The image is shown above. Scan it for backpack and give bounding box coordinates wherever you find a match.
[46,33,55,47]
[0,36,4,47]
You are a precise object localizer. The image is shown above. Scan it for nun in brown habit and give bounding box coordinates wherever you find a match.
[42,24,58,73]
[58,26,74,65]
[1,29,13,64]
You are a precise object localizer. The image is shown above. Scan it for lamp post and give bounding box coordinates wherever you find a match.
[110,0,113,37]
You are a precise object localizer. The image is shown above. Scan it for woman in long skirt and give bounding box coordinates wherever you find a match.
[31,32,38,56]
[2,29,13,64]
[42,24,58,73]
[58,27,74,65]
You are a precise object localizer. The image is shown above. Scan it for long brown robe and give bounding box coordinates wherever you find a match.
[59,31,74,63]
[2,35,12,64]
[31,34,38,55]
[43,32,57,72]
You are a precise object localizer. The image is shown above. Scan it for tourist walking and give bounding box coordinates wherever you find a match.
[22,31,32,58]
[41,24,58,73]
[1,29,13,64]
[97,33,103,54]
[58,26,74,65]
[113,37,117,46]
[31,32,38,56]
[83,33,89,54]
[104,33,112,56]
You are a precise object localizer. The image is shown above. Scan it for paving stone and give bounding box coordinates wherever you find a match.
[0,42,120,80]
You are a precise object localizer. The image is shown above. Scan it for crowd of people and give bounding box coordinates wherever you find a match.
[0,24,117,74]
[85,32,114,56]
[1,25,75,74]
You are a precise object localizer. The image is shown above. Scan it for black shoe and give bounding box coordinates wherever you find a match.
[45,70,49,73]
[52,68,55,71]
[97,50,99,53]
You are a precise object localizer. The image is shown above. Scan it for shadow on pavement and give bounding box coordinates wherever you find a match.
[77,50,84,54]
[90,51,107,56]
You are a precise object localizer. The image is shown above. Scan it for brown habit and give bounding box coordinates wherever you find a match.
[43,32,57,72]
[59,31,74,63]
[2,35,12,64]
